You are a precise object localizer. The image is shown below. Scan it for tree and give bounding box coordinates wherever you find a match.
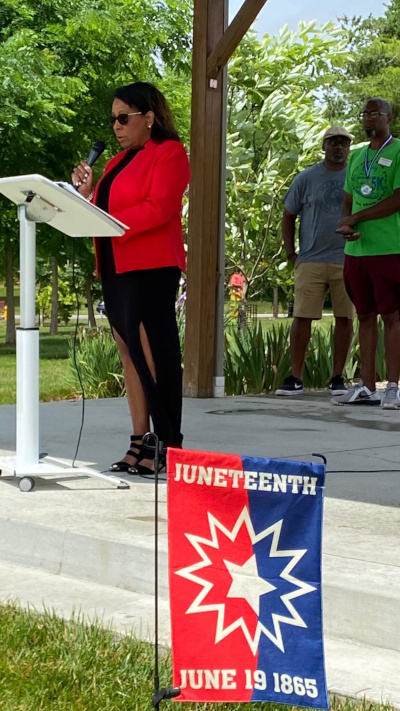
[0,202,18,344]
[0,0,192,336]
[225,23,351,301]
[327,2,400,138]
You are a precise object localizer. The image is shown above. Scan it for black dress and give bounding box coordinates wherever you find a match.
[96,148,183,447]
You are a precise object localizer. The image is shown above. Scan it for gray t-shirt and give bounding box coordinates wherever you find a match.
[283,162,347,264]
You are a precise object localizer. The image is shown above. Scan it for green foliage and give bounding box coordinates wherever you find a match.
[0,0,192,179]
[224,319,387,396]
[0,603,395,711]
[0,603,158,711]
[66,317,388,400]
[0,0,192,335]
[177,308,186,355]
[329,2,400,136]
[36,278,75,325]
[225,23,352,300]
[263,322,293,392]
[0,325,72,404]
[225,321,267,395]
[67,305,187,399]
[68,327,125,399]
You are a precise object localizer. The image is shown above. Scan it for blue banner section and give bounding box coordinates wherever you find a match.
[242,456,328,709]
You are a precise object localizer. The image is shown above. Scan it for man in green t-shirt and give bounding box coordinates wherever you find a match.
[335,98,400,409]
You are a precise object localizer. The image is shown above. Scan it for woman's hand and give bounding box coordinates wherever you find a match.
[71,161,94,199]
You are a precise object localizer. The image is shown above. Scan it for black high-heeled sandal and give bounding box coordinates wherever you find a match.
[127,442,166,476]
[109,435,144,472]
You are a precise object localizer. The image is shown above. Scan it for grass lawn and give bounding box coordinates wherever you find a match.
[0,284,20,309]
[0,324,75,405]
[249,314,334,337]
[0,315,340,405]
[0,604,394,711]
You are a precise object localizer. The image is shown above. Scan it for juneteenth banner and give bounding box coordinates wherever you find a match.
[167,448,328,708]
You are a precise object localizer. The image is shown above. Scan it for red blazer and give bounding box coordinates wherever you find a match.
[93,139,190,275]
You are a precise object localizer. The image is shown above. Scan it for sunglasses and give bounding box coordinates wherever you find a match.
[325,137,351,147]
[359,111,388,119]
[109,112,142,126]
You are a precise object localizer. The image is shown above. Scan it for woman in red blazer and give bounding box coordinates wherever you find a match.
[72,82,190,474]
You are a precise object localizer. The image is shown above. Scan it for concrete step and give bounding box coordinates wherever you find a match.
[0,475,168,597]
[1,513,399,652]
[0,560,399,708]
[0,476,399,655]
[0,559,170,645]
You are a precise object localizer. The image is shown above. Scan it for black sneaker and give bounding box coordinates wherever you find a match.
[275,375,303,396]
[329,374,348,396]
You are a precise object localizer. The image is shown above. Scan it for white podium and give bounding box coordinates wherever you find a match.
[0,174,130,491]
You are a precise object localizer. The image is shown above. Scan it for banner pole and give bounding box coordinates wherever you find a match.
[143,433,180,709]
[154,435,160,708]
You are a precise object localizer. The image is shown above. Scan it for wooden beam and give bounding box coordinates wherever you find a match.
[184,0,268,397]
[207,0,269,79]
[183,0,226,398]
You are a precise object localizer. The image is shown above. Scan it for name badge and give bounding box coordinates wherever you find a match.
[378,157,392,167]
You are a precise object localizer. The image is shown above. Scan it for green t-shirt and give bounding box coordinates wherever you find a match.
[344,138,400,256]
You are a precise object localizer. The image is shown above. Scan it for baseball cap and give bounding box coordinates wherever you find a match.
[322,126,353,142]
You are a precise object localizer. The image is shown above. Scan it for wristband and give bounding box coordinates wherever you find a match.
[287,252,297,260]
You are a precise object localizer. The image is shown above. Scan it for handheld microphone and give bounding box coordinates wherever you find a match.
[86,140,106,168]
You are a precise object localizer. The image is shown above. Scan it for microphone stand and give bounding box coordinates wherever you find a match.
[141,433,181,709]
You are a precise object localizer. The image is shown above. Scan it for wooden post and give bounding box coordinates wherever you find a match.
[184,0,269,397]
[183,0,226,397]
[207,0,269,79]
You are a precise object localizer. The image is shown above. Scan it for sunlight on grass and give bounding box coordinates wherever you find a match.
[0,315,347,404]
[0,605,394,711]
[0,328,75,404]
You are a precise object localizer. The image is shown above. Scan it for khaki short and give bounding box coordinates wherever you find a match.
[293,261,355,320]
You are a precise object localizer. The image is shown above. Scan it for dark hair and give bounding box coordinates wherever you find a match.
[365,97,392,115]
[114,81,180,143]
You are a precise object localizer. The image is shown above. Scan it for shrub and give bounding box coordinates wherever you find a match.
[224,318,387,396]
[225,321,267,395]
[67,319,388,399]
[68,327,125,399]
[36,279,76,326]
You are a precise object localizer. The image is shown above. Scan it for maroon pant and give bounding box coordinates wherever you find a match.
[344,254,400,315]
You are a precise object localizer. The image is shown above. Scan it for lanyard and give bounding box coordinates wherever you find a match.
[364,135,392,179]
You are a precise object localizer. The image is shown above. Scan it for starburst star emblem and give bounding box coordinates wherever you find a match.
[176,506,316,654]
[224,554,276,614]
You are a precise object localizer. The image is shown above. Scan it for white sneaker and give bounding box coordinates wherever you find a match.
[382,382,400,410]
[333,381,380,406]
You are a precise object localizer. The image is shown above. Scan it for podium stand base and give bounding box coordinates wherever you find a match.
[0,455,130,492]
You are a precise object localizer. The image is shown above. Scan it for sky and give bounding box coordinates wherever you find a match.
[229,0,387,36]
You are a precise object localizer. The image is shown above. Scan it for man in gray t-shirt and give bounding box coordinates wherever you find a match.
[275,126,355,397]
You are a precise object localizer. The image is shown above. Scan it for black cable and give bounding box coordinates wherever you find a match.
[154,436,160,710]
[71,240,86,468]
[142,434,180,709]
[293,452,400,474]
[327,469,400,473]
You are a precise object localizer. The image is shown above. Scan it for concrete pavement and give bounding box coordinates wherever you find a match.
[0,391,399,706]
